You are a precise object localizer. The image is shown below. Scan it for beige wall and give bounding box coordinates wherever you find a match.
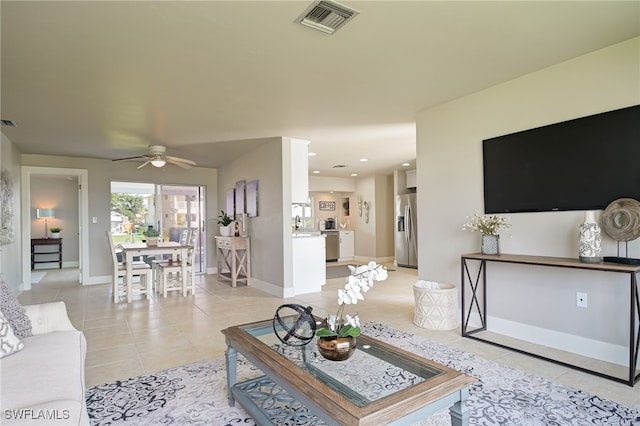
[374,175,394,258]
[417,37,639,353]
[352,175,394,261]
[218,137,292,297]
[0,133,22,292]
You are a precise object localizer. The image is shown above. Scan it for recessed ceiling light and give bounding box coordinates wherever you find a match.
[359,158,368,162]
[351,173,358,177]
[308,152,317,157]
[313,170,320,174]
[402,162,411,167]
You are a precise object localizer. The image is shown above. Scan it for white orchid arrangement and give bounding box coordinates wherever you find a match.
[316,261,388,338]
[462,213,511,236]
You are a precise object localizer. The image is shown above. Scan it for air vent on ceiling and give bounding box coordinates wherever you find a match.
[295,0,359,35]
[1,119,17,127]
[332,164,348,168]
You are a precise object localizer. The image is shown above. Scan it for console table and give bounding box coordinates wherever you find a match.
[215,236,250,287]
[461,253,640,386]
[31,238,63,270]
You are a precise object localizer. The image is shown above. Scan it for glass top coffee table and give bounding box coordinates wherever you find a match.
[222,317,475,425]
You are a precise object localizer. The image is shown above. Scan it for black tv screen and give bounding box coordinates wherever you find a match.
[483,105,640,214]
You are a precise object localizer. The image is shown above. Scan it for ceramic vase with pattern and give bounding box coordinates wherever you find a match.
[579,211,602,263]
[481,234,500,255]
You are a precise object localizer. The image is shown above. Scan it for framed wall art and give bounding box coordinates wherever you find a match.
[247,180,259,217]
[319,201,336,211]
[226,189,235,216]
[235,180,246,215]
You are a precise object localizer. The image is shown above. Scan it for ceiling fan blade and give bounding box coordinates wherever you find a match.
[166,155,196,166]
[112,145,194,169]
[112,155,147,162]
[167,158,193,169]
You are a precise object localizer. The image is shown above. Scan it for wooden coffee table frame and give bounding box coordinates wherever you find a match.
[222,319,475,426]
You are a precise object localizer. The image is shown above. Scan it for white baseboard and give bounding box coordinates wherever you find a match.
[248,277,293,298]
[487,315,628,367]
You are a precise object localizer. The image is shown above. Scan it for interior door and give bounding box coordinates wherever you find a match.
[158,185,205,274]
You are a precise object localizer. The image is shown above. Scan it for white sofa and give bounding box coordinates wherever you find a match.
[0,301,89,425]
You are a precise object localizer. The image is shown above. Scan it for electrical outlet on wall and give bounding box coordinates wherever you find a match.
[576,292,588,308]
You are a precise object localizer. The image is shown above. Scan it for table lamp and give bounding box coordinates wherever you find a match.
[36,208,55,238]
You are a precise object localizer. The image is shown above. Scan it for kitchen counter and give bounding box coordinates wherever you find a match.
[292,231,322,238]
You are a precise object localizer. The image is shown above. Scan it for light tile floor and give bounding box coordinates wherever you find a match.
[19,265,639,409]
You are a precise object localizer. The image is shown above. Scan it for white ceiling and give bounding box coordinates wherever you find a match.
[2,1,638,177]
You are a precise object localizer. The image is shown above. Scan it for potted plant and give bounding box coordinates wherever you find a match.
[49,227,62,238]
[145,225,160,246]
[315,261,388,360]
[462,213,511,255]
[217,210,234,237]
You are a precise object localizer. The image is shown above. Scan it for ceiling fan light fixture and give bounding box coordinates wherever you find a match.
[150,159,166,168]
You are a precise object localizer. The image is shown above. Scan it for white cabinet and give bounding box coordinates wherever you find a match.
[406,170,416,188]
[290,139,310,203]
[292,235,325,294]
[339,230,354,261]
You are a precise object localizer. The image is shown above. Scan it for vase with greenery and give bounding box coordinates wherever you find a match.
[145,225,160,245]
[462,213,511,255]
[50,227,62,238]
[217,210,234,237]
[315,261,388,360]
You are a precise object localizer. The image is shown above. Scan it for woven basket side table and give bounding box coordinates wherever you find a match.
[413,281,459,330]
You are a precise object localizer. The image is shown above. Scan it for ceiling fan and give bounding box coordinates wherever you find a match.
[112,145,196,169]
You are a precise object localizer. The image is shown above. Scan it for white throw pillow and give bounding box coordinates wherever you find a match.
[0,311,24,358]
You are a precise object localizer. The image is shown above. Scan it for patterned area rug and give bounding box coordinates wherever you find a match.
[86,323,640,425]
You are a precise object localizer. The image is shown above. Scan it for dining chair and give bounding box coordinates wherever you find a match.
[156,231,198,297]
[151,228,190,292]
[106,231,152,303]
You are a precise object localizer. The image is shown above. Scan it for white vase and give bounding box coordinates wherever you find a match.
[578,211,602,263]
[50,232,61,239]
[219,225,232,237]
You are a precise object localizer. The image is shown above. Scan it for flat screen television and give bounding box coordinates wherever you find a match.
[482,105,640,214]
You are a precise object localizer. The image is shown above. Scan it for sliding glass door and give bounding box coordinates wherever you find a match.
[111,182,206,274]
[157,185,205,274]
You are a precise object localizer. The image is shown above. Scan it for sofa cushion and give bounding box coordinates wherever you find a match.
[0,330,87,423]
[0,279,32,339]
[0,311,24,358]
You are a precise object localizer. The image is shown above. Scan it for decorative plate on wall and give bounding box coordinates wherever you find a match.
[601,198,640,242]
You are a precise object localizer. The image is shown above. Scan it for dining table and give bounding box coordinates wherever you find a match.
[118,241,191,297]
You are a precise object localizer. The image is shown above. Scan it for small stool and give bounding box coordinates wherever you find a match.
[413,280,459,330]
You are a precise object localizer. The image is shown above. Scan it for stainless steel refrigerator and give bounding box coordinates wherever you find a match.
[395,193,418,268]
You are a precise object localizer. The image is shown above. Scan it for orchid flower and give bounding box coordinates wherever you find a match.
[316,261,388,338]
